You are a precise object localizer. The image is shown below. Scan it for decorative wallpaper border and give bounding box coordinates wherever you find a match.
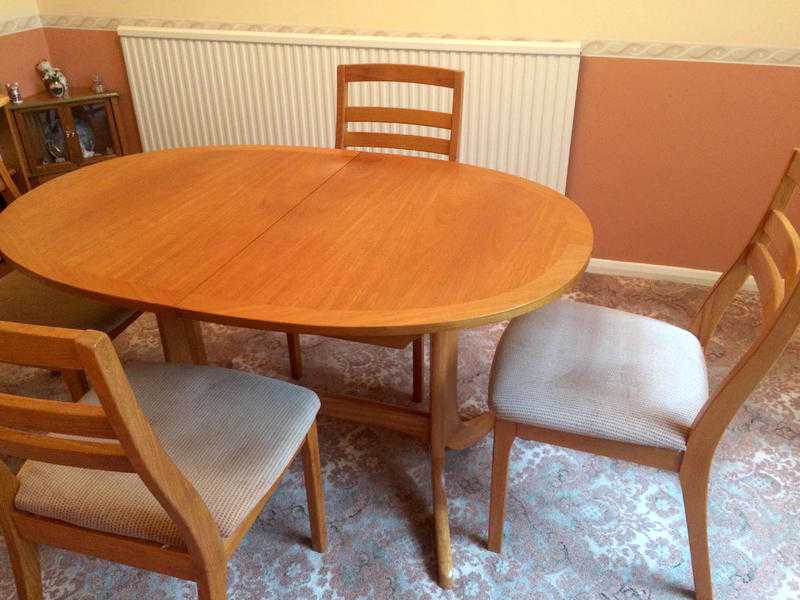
[2,13,799,67]
[0,14,42,35]
[582,40,800,66]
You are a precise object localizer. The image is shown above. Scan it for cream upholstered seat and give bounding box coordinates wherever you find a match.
[490,299,709,451]
[15,362,320,547]
[0,270,137,333]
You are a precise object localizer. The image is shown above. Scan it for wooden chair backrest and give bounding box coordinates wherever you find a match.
[689,148,800,454]
[0,155,21,201]
[0,96,21,202]
[0,321,224,566]
[0,147,20,271]
[335,63,464,161]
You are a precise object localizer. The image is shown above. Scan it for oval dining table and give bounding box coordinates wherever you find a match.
[0,145,593,588]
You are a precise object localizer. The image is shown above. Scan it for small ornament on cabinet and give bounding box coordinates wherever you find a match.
[90,73,105,94]
[5,83,23,104]
[36,60,69,98]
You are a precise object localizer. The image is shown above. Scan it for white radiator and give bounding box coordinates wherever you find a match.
[119,27,581,192]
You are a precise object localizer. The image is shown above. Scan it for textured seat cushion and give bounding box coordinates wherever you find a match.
[15,363,320,547]
[490,299,709,451]
[0,270,136,333]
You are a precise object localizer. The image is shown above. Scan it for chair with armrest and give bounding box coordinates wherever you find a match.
[486,148,800,599]
[0,320,327,599]
[287,63,465,402]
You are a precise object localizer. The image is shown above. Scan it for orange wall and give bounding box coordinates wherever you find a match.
[0,29,50,172]
[568,57,800,270]
[3,27,799,271]
[0,29,49,98]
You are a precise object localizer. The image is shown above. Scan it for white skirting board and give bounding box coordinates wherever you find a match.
[587,258,757,290]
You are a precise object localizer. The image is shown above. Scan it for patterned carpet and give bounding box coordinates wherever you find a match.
[1,273,799,599]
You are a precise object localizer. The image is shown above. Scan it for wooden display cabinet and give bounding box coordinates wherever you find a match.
[4,88,128,191]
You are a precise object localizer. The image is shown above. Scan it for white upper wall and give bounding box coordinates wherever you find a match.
[25,0,800,47]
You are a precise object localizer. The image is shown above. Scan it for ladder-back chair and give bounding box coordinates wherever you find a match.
[487,149,800,599]
[0,321,327,599]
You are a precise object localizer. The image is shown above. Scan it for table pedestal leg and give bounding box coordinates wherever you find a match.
[156,313,208,365]
[429,329,459,588]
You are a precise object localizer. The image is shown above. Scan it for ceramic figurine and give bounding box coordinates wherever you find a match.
[36,60,69,98]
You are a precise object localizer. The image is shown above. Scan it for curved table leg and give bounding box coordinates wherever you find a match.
[429,329,458,588]
[156,313,208,365]
[446,412,495,450]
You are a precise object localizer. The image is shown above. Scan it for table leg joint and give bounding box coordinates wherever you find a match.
[446,411,495,450]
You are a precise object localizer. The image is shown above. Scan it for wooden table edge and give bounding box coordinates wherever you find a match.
[174,256,591,337]
[0,252,591,339]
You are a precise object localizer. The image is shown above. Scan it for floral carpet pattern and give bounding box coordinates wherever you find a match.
[1,273,799,599]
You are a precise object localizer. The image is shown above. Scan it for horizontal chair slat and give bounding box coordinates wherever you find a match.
[764,209,800,283]
[343,131,451,156]
[747,242,785,324]
[0,393,117,439]
[345,106,453,129]
[12,512,196,580]
[342,64,460,87]
[0,321,84,370]
[0,426,133,472]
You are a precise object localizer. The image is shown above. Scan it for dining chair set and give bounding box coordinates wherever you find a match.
[0,63,799,600]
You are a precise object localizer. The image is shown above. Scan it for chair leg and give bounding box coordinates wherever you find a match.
[3,534,41,600]
[412,336,424,403]
[61,369,89,401]
[680,459,713,600]
[488,418,516,553]
[0,466,43,600]
[287,333,303,380]
[301,422,327,552]
[196,568,227,600]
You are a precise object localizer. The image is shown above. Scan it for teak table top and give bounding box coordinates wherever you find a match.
[0,146,593,336]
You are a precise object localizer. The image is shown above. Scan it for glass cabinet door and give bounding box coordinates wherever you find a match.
[16,108,77,174]
[69,102,122,164]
